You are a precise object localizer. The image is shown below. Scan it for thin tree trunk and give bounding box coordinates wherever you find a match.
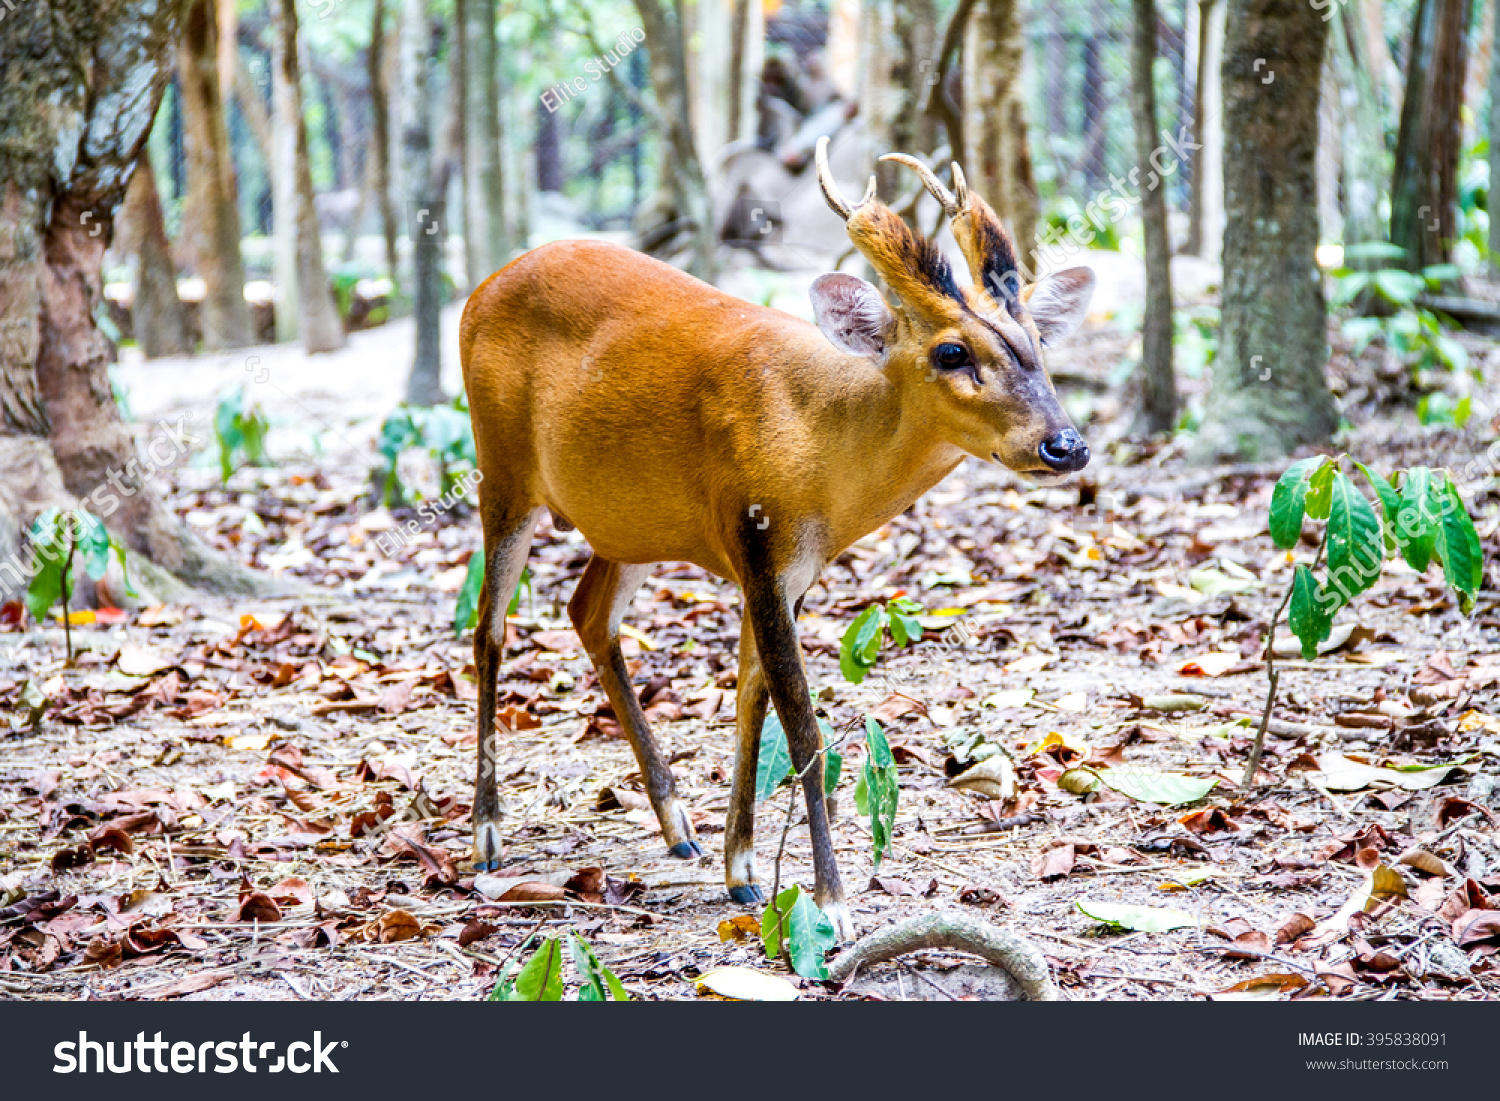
[465,0,507,283]
[368,0,400,281]
[1390,0,1472,273]
[1186,0,1210,255]
[118,157,193,359]
[1131,0,1176,435]
[402,0,447,406]
[1491,10,1500,277]
[962,0,1040,275]
[1195,0,1227,259]
[179,0,253,349]
[1333,3,1386,253]
[1193,0,1337,462]
[633,0,717,283]
[271,0,346,353]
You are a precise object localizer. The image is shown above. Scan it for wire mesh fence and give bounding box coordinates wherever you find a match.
[132,0,1204,293]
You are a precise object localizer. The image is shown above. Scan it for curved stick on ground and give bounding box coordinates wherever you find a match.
[827,913,1058,1001]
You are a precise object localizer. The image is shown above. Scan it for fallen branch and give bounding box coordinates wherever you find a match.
[827,912,1057,1001]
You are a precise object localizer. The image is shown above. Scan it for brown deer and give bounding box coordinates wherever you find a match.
[459,139,1094,938]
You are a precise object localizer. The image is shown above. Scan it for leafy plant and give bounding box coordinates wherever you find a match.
[374,395,478,506]
[760,884,838,980]
[487,933,628,1001]
[214,385,270,483]
[26,508,129,662]
[1331,245,1468,376]
[755,710,841,803]
[853,717,899,871]
[839,596,923,684]
[1245,455,1484,785]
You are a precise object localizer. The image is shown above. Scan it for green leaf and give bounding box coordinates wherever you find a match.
[861,717,899,871]
[1076,898,1198,933]
[569,934,629,1001]
[1341,241,1408,261]
[1093,766,1217,807]
[1353,462,1400,554]
[1432,477,1483,613]
[1325,471,1384,605]
[1371,268,1423,308]
[1394,468,1438,572]
[755,711,793,802]
[1268,457,1323,548]
[760,885,836,979]
[26,509,70,625]
[1288,564,1338,660]
[26,557,64,626]
[839,604,886,684]
[73,512,111,580]
[511,937,565,1001]
[820,717,842,794]
[454,550,485,636]
[508,565,530,616]
[1305,459,1336,520]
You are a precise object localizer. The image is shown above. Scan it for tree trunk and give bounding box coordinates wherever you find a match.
[464,0,507,284]
[368,0,400,281]
[962,0,1040,275]
[271,0,346,353]
[1390,0,1471,273]
[0,0,268,602]
[1332,3,1387,253]
[1192,0,1227,260]
[118,157,193,359]
[402,0,447,406]
[1131,0,1176,435]
[633,0,717,283]
[179,0,254,349]
[1491,8,1500,277]
[1194,0,1337,462]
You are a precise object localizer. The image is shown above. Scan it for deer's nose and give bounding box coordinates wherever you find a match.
[1038,428,1090,473]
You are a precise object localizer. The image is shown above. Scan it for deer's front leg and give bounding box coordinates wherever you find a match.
[742,570,853,940]
[724,621,768,906]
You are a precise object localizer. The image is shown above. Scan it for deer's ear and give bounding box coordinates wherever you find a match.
[810,273,895,360]
[1023,267,1095,344]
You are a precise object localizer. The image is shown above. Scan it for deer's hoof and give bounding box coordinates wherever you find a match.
[669,839,704,859]
[728,883,766,906]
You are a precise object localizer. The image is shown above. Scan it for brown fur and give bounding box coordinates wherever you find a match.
[459,229,1081,932]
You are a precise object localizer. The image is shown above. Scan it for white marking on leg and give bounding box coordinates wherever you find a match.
[779,532,824,615]
[606,562,654,633]
[486,511,541,646]
[729,848,759,887]
[821,899,854,941]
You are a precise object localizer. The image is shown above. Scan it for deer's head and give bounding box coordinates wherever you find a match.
[811,138,1093,482]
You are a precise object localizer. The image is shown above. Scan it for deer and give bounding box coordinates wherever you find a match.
[458,138,1094,939]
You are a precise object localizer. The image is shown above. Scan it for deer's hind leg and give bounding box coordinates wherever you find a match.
[472,505,542,872]
[568,555,701,858]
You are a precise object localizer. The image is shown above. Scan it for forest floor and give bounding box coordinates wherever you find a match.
[1,256,1499,1002]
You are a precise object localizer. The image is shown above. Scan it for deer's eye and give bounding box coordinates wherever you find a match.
[932,343,971,370]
